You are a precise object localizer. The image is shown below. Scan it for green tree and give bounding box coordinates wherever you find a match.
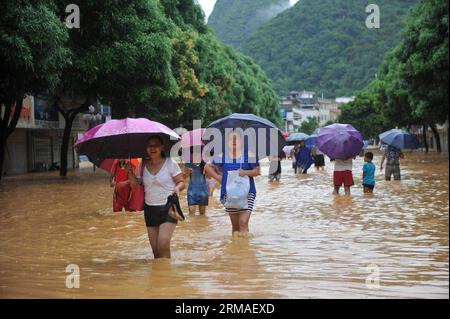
[299,116,320,135]
[158,0,282,128]
[338,88,394,140]
[52,0,176,176]
[0,0,69,179]
[370,0,448,151]
[394,0,449,151]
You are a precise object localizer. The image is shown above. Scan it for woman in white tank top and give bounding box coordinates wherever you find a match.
[130,136,185,259]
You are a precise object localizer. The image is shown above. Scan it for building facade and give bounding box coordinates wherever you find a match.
[411,122,449,152]
[280,91,349,133]
[2,95,110,176]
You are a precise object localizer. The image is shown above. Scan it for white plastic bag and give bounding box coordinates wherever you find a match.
[224,170,250,210]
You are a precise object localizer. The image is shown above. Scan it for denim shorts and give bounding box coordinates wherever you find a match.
[187,185,209,206]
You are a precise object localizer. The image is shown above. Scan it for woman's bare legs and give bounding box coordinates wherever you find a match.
[147,226,159,258]
[188,205,197,215]
[157,222,177,258]
[229,211,251,236]
[229,213,240,235]
[199,205,206,215]
[238,211,251,233]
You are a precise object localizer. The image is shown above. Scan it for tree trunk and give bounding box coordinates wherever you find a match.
[422,124,429,153]
[0,135,6,180]
[59,116,74,177]
[0,96,24,180]
[429,123,442,152]
[56,96,91,177]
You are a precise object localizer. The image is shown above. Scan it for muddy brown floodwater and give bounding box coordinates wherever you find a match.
[0,151,448,298]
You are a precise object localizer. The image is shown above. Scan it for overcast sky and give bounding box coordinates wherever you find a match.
[196,0,300,21]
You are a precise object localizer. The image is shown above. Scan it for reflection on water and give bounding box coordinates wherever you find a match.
[0,152,448,298]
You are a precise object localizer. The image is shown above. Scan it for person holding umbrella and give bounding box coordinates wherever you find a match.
[76,118,184,259]
[380,145,404,181]
[378,129,419,181]
[287,133,310,173]
[294,140,314,174]
[203,113,284,237]
[316,123,364,196]
[205,130,261,237]
[130,135,185,259]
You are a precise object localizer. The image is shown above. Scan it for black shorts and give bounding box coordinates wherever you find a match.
[363,184,375,190]
[144,204,177,227]
[314,154,325,167]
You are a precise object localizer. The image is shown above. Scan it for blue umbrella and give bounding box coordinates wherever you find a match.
[379,129,420,150]
[305,135,318,148]
[286,132,310,145]
[205,113,286,159]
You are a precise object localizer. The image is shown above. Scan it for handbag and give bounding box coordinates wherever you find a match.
[224,157,250,210]
[127,160,145,211]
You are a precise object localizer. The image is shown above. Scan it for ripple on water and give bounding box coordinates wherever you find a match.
[0,152,448,298]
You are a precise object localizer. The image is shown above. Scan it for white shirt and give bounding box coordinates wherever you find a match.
[140,158,182,205]
[334,159,353,172]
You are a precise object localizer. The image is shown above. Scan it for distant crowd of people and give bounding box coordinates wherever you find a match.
[108,133,405,259]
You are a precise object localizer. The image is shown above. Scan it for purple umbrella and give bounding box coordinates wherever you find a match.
[317,123,364,160]
[75,117,180,159]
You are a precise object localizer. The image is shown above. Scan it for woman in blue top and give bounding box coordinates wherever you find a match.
[183,147,209,215]
[205,131,261,236]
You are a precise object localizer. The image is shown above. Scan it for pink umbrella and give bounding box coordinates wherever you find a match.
[75,117,180,159]
[181,128,206,148]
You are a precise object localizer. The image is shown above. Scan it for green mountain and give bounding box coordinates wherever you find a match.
[240,0,416,97]
[207,0,291,48]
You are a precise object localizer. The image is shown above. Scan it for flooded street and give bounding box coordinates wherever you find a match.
[0,151,448,298]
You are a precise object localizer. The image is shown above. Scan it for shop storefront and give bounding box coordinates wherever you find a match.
[3,95,94,176]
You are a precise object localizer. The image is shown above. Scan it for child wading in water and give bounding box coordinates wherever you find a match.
[362,152,376,193]
[205,131,261,237]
